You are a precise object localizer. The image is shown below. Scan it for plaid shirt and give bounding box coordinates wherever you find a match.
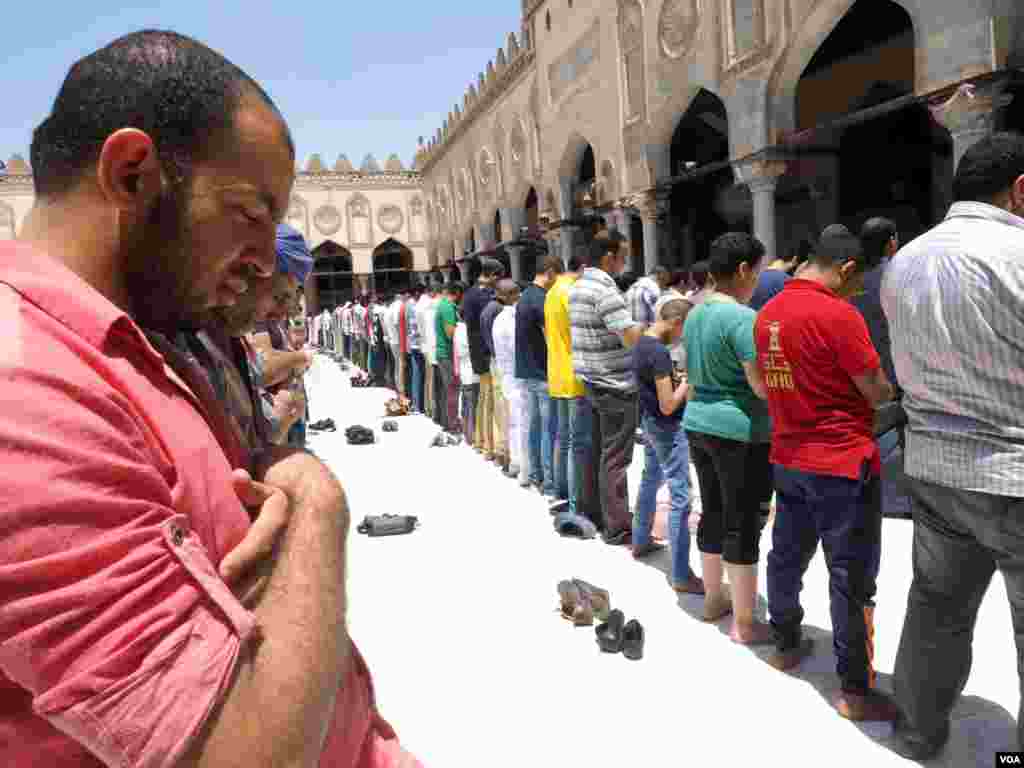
[569,267,639,393]
[882,201,1024,497]
[625,276,661,324]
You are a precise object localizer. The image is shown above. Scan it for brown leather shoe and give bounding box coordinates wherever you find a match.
[835,690,901,722]
[767,637,814,671]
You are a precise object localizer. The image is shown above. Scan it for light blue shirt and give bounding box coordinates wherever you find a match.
[882,201,1024,496]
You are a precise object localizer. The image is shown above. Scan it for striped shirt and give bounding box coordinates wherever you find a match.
[881,201,1024,497]
[625,276,661,324]
[569,267,639,392]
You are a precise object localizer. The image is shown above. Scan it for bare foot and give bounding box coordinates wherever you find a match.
[673,576,706,595]
[730,620,775,645]
[703,592,732,622]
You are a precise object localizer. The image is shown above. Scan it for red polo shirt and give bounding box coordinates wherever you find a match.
[0,242,420,768]
[754,279,881,479]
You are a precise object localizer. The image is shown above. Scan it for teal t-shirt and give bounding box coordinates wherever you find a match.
[435,298,458,360]
[682,296,771,443]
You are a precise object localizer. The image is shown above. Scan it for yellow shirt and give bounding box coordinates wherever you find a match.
[544,274,585,398]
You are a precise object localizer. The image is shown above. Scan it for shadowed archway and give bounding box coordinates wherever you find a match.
[311,240,354,313]
[372,238,414,296]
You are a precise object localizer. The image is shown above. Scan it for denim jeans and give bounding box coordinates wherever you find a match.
[553,397,594,514]
[461,383,479,444]
[409,350,425,413]
[524,379,556,495]
[634,415,694,585]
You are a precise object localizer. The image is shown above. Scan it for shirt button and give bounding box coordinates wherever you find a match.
[171,526,185,546]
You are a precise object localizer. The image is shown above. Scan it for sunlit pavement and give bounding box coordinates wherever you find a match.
[304,353,1019,768]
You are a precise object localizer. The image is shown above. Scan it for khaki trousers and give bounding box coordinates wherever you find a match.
[424,360,434,418]
[491,360,509,460]
[475,372,495,456]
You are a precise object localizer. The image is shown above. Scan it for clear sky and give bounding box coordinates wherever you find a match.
[2,0,522,170]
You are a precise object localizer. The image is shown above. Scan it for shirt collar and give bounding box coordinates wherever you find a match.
[0,240,160,357]
[784,278,839,298]
[585,267,616,287]
[946,201,1024,231]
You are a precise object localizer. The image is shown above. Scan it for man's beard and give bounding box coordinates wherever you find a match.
[121,184,210,334]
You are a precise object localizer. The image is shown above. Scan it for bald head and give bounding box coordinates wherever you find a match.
[497,278,520,304]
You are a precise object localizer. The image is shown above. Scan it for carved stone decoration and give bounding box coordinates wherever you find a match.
[549,22,601,104]
[618,1,647,122]
[509,121,527,175]
[0,202,15,240]
[659,0,699,59]
[378,204,405,235]
[287,195,309,236]
[479,148,495,188]
[313,204,342,237]
[409,197,426,243]
[348,195,373,246]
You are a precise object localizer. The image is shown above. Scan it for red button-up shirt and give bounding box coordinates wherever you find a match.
[0,242,420,768]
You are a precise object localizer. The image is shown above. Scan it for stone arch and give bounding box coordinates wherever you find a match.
[311,240,354,311]
[764,0,922,145]
[557,132,596,181]
[372,238,415,295]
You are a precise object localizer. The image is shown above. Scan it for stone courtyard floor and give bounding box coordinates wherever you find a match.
[305,353,1020,767]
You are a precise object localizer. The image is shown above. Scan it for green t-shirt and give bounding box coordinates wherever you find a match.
[435,298,458,360]
[682,295,771,443]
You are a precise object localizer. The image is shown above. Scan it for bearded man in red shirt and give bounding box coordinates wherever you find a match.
[754,229,896,722]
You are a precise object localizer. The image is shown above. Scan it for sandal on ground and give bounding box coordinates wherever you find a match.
[557,580,593,626]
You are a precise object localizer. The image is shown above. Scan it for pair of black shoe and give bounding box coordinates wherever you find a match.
[309,419,336,432]
[345,425,375,445]
[381,421,398,433]
[596,610,644,660]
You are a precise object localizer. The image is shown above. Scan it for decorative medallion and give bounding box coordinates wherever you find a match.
[659,0,699,59]
[378,204,405,235]
[313,204,342,236]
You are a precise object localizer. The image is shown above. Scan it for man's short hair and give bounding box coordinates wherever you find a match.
[953,132,1024,204]
[659,298,689,324]
[590,230,626,263]
[652,265,669,278]
[707,232,766,278]
[446,281,466,296]
[811,231,869,270]
[541,254,565,276]
[30,30,293,199]
[480,258,504,278]
[820,223,853,240]
[567,252,589,272]
[860,218,897,267]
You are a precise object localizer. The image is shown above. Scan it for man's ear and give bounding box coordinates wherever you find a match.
[95,129,162,211]
[1012,174,1024,211]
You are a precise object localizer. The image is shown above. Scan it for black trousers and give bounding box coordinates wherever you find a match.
[583,385,638,537]
[894,476,1024,748]
[688,432,772,565]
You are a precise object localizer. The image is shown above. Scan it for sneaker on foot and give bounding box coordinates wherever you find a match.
[767,637,814,671]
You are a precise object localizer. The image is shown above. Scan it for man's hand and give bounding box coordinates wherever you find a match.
[220,469,291,605]
[273,388,306,430]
